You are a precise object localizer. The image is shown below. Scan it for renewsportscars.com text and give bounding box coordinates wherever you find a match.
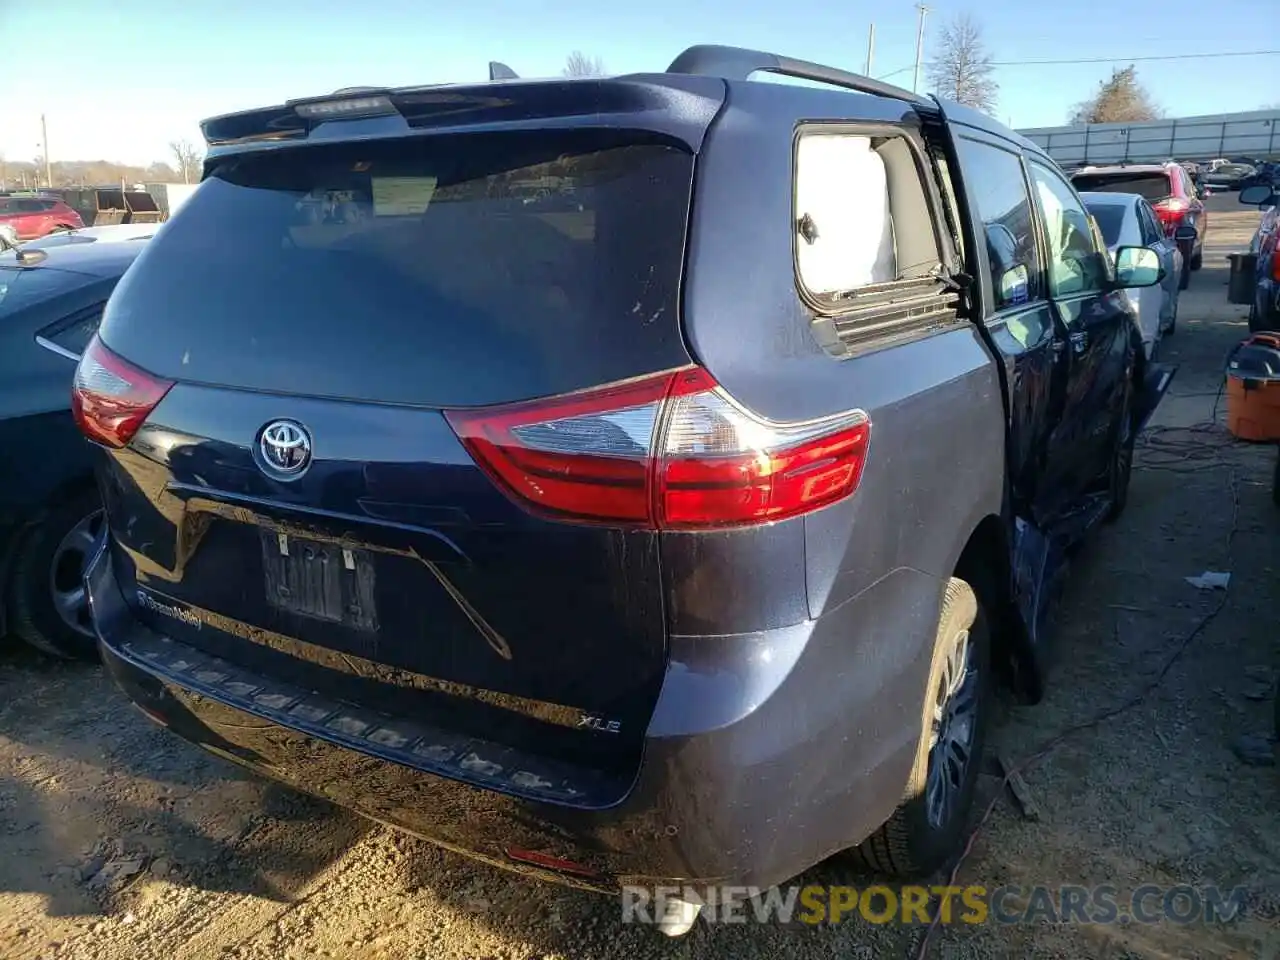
[621,883,1246,926]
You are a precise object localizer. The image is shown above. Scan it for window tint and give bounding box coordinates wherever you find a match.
[99,129,696,408]
[1069,173,1172,203]
[955,138,1041,310]
[1084,203,1127,248]
[39,305,104,358]
[1029,163,1110,297]
[39,199,59,211]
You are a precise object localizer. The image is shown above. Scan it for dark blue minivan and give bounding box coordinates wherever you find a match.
[78,45,1164,934]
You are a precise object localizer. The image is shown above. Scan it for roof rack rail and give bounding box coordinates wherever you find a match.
[666,44,930,107]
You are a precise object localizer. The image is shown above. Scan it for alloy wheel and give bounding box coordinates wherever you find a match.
[48,510,104,636]
[924,626,979,830]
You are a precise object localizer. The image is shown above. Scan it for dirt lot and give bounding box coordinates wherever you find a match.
[2,197,1278,960]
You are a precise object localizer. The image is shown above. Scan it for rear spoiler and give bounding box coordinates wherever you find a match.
[199,74,726,155]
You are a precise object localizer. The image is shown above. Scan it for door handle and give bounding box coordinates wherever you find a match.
[1069,331,1088,354]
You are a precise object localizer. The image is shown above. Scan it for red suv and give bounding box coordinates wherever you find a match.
[1070,163,1207,288]
[0,195,84,241]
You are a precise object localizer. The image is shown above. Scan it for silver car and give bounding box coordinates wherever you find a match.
[1083,191,1183,358]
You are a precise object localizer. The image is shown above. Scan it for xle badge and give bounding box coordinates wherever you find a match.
[578,715,621,734]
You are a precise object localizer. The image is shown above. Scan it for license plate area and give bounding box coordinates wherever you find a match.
[261,531,378,630]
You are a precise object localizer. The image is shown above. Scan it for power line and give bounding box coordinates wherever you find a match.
[876,48,1279,81]
[993,48,1280,66]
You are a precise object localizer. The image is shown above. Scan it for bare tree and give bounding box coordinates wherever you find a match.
[1069,66,1161,124]
[563,51,606,77]
[169,139,204,184]
[926,14,999,114]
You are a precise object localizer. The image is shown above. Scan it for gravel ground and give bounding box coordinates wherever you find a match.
[1,197,1277,960]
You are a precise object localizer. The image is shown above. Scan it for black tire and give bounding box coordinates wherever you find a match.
[1190,249,1202,271]
[1272,447,1280,508]
[1164,294,1177,336]
[854,578,990,878]
[1105,374,1135,523]
[6,490,104,660]
[1273,686,1279,746]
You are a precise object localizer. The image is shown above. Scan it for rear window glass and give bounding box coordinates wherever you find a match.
[1070,174,1171,203]
[101,130,695,408]
[1084,203,1127,247]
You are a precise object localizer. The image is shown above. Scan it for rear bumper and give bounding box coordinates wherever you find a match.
[89,544,933,892]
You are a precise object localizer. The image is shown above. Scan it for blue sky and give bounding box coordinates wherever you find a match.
[2,0,1275,167]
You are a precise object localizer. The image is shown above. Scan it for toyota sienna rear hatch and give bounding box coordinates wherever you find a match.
[83,117,703,804]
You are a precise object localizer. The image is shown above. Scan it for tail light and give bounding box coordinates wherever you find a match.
[72,335,174,448]
[1271,250,1280,283]
[1153,198,1189,235]
[446,367,870,529]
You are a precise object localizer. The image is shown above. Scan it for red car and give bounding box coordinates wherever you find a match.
[1069,163,1208,289]
[0,195,84,241]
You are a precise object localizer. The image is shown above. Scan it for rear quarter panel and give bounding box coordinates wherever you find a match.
[664,83,1005,868]
[681,81,1006,613]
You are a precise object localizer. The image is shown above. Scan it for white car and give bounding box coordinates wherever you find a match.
[20,222,159,249]
[1081,191,1183,359]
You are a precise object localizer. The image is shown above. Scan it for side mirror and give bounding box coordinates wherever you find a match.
[1174,224,1197,243]
[1113,246,1162,288]
[1239,184,1277,206]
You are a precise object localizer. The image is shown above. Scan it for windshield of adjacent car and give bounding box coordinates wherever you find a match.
[1070,174,1171,203]
[1083,203,1127,247]
[0,261,100,317]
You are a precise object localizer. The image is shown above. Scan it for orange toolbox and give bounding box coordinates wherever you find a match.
[1226,333,1280,441]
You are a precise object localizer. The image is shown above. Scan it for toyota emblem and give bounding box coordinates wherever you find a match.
[258,420,313,479]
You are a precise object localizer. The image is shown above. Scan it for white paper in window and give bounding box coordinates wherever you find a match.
[795,135,896,294]
[372,177,438,216]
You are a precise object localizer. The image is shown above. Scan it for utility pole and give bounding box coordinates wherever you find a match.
[40,114,52,188]
[864,23,875,76]
[912,4,929,94]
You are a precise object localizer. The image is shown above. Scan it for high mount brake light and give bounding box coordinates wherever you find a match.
[446,368,871,529]
[72,335,174,448]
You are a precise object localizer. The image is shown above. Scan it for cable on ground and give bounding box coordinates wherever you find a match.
[913,467,1240,960]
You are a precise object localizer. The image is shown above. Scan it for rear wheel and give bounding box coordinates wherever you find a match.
[1272,447,1280,508]
[7,491,104,660]
[1164,293,1178,336]
[854,578,990,877]
[1190,249,1203,271]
